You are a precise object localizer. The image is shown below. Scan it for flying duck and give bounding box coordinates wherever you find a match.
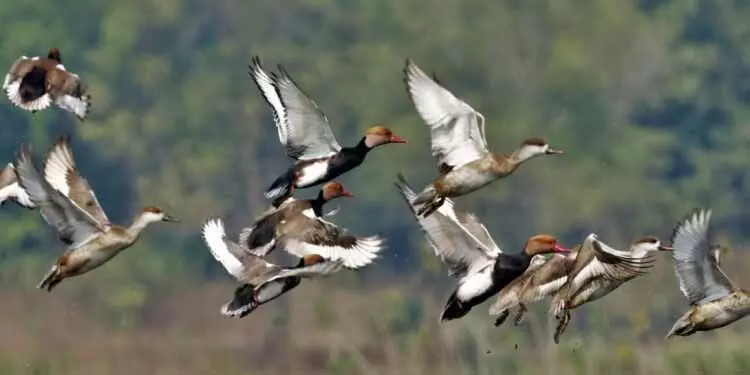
[490,247,579,328]
[396,174,569,322]
[239,181,384,269]
[13,138,178,291]
[551,234,671,343]
[403,59,563,217]
[666,209,750,338]
[249,57,406,207]
[0,163,33,208]
[202,218,343,318]
[3,48,91,120]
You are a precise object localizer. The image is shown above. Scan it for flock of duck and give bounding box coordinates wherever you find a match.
[1,48,749,344]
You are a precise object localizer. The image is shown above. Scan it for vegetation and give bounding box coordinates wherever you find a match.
[1,0,749,373]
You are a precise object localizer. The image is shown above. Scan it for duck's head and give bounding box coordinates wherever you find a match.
[363,126,406,148]
[515,138,564,161]
[321,182,353,201]
[524,234,569,256]
[139,206,180,223]
[47,48,61,63]
[631,236,672,256]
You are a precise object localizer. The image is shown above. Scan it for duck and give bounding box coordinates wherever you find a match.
[551,234,672,343]
[249,57,406,207]
[666,209,750,338]
[396,174,569,322]
[403,59,563,217]
[12,140,178,291]
[490,246,580,328]
[0,163,33,208]
[3,48,91,120]
[202,218,343,318]
[239,181,384,269]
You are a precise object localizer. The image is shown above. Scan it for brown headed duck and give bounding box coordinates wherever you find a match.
[490,247,580,327]
[3,48,91,120]
[13,139,178,291]
[249,57,406,207]
[239,181,384,269]
[666,209,750,338]
[0,162,33,208]
[403,59,563,217]
[551,233,672,343]
[396,174,569,322]
[202,218,343,318]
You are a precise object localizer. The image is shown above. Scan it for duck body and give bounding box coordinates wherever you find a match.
[3,48,91,119]
[266,138,370,203]
[442,252,534,320]
[41,227,132,289]
[667,291,750,338]
[433,156,510,198]
[666,209,750,338]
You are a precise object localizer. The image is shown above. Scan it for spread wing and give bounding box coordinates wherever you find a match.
[14,145,104,247]
[0,163,33,208]
[671,209,733,305]
[276,216,383,269]
[51,70,90,120]
[403,59,488,172]
[565,234,653,295]
[42,136,110,225]
[202,218,274,282]
[395,174,499,279]
[3,56,53,112]
[249,58,341,160]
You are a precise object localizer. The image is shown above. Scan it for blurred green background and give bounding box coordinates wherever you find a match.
[1,0,749,374]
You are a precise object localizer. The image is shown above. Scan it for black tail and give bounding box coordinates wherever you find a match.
[222,284,258,318]
[265,169,295,206]
[440,292,472,322]
[19,67,48,102]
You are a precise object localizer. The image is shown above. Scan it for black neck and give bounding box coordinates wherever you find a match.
[349,137,372,157]
[310,192,327,217]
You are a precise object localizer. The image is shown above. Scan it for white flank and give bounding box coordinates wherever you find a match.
[0,182,34,208]
[296,161,329,187]
[4,80,52,112]
[55,95,90,120]
[55,64,67,71]
[2,74,12,89]
[202,219,245,279]
[456,266,493,301]
[285,236,383,269]
[301,208,317,219]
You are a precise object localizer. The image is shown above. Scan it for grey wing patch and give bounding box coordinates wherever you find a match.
[671,209,732,305]
[274,66,341,160]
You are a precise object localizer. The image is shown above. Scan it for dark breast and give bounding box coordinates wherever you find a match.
[492,253,533,290]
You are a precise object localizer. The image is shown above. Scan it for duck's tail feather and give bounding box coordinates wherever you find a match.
[439,292,471,322]
[265,170,295,205]
[37,265,58,292]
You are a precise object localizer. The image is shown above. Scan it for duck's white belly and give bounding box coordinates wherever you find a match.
[296,161,330,187]
[456,267,494,301]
